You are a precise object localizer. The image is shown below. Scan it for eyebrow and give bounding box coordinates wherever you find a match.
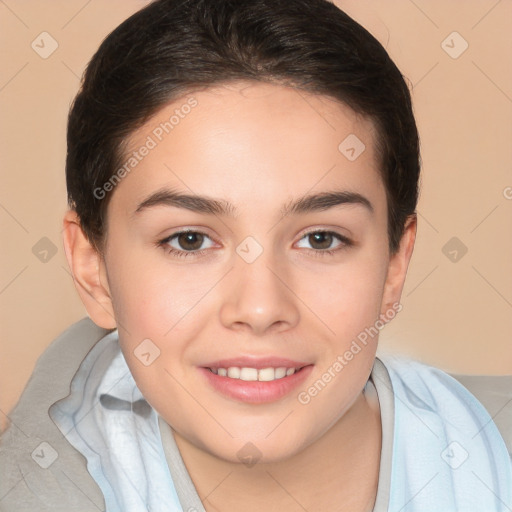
[133,187,373,219]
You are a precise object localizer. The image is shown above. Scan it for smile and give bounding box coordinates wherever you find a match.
[208,366,301,381]
[200,364,314,403]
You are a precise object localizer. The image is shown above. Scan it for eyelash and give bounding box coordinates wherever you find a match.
[157,229,353,259]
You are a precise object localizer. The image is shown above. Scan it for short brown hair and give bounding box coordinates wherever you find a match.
[66,0,420,254]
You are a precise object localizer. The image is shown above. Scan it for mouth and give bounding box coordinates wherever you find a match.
[207,365,305,382]
[199,361,314,404]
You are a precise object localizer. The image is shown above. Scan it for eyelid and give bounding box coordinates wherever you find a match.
[160,228,218,248]
[299,228,351,241]
[296,224,352,240]
[160,227,216,242]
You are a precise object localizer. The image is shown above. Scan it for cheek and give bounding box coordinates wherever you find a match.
[294,257,387,425]
[106,242,210,336]
[302,253,388,344]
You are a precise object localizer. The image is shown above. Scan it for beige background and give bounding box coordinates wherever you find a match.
[1,0,511,431]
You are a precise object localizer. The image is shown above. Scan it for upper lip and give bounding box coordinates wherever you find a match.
[201,357,312,370]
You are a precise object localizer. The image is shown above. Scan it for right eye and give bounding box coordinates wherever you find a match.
[158,230,216,259]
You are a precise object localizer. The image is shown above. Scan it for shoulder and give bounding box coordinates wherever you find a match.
[0,317,110,511]
[449,371,512,456]
[377,354,512,457]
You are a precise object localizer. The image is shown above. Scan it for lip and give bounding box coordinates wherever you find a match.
[201,357,311,370]
[199,359,314,404]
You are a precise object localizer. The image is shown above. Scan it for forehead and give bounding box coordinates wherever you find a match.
[113,81,384,216]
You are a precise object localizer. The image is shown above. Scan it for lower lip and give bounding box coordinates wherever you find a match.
[199,365,314,404]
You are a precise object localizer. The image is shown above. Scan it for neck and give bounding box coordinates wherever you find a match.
[173,387,382,512]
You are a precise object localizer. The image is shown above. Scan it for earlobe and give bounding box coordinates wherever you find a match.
[62,210,117,329]
[380,215,417,315]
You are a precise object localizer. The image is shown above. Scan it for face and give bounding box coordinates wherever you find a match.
[95,81,405,464]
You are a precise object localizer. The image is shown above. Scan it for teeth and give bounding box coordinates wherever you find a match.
[275,367,287,379]
[240,368,258,381]
[258,367,275,381]
[227,367,241,379]
[211,366,298,381]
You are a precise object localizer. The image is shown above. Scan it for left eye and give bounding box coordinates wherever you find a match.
[296,231,350,252]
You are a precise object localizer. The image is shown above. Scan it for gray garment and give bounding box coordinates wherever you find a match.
[0,318,109,512]
[1,317,511,511]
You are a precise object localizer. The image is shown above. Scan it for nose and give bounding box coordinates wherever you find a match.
[218,249,300,336]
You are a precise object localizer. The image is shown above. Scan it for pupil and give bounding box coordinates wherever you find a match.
[311,232,331,249]
[179,232,203,250]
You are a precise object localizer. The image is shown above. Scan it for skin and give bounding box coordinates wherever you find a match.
[63,81,416,511]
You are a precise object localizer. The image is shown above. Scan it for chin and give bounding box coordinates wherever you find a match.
[199,428,312,467]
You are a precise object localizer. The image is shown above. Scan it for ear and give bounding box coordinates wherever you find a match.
[380,214,417,314]
[62,210,117,329]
